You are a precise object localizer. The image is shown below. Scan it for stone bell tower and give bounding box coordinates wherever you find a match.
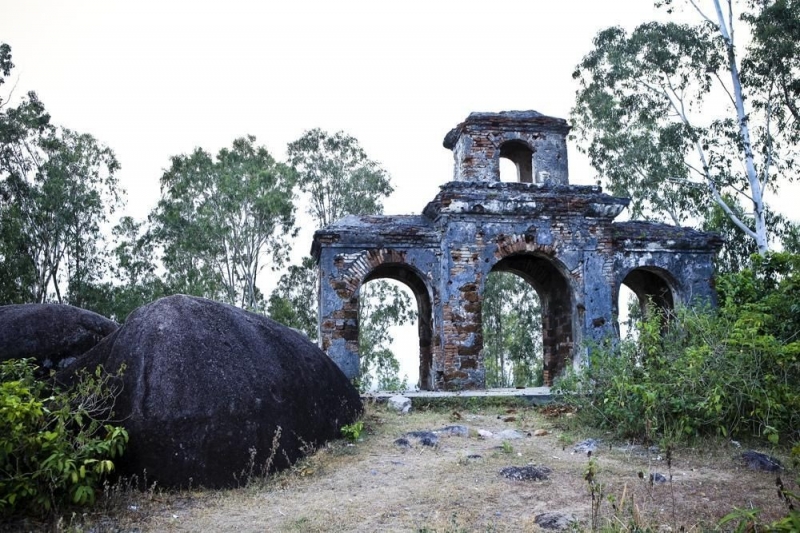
[444,110,570,185]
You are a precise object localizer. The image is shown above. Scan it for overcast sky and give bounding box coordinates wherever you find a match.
[2,1,678,219]
[4,1,796,385]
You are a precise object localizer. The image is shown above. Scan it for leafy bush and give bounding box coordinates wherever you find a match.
[554,252,800,444]
[0,358,128,516]
[340,421,364,442]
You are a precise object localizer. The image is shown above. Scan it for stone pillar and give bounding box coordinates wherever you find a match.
[436,224,486,390]
[317,249,361,379]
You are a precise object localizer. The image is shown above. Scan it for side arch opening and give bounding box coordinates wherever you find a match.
[488,254,574,386]
[359,263,434,391]
[618,267,678,338]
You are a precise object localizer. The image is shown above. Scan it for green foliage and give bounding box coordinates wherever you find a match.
[0,42,123,309]
[150,136,296,311]
[483,272,543,388]
[267,256,317,339]
[555,253,800,444]
[702,194,800,274]
[0,359,128,516]
[287,128,393,228]
[743,0,800,145]
[584,455,604,531]
[339,421,364,442]
[571,2,800,253]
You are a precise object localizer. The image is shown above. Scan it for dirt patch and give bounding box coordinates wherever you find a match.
[8,403,794,532]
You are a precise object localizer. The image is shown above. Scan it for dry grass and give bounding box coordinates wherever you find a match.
[6,401,795,532]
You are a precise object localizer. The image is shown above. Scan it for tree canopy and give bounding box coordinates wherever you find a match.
[572,0,799,255]
[0,43,122,305]
[271,128,415,390]
[287,128,393,228]
[150,136,296,311]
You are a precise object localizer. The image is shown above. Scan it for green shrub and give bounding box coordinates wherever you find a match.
[0,358,128,516]
[554,253,800,444]
[340,421,364,442]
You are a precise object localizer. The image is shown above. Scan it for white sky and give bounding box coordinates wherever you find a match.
[3,1,798,386]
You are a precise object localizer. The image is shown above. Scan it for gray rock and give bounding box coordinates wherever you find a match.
[393,438,412,449]
[500,465,551,481]
[434,425,469,437]
[650,472,668,483]
[535,512,577,530]
[387,394,412,414]
[57,295,362,489]
[0,303,117,372]
[573,438,600,454]
[405,430,439,447]
[741,450,783,472]
[495,429,525,440]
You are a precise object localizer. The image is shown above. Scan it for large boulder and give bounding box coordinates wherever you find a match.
[0,303,118,370]
[59,294,362,489]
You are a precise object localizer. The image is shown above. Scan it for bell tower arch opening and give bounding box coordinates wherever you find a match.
[499,140,534,183]
[617,267,678,339]
[488,253,574,386]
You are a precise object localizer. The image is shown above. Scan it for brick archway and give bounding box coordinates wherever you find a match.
[326,248,435,390]
[490,253,573,386]
[620,267,677,317]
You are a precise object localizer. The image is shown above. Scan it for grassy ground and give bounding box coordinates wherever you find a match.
[6,400,795,532]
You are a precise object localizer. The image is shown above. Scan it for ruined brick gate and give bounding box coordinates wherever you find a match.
[311,111,722,390]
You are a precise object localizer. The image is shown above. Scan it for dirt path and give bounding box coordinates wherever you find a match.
[85,404,792,532]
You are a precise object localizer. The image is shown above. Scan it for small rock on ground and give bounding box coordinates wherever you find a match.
[649,472,668,483]
[535,512,577,530]
[495,429,526,440]
[434,425,469,437]
[499,465,551,481]
[393,438,412,449]
[741,450,783,472]
[405,431,439,447]
[387,395,412,414]
[573,438,600,454]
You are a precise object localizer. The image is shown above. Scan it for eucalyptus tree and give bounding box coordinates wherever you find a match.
[287,128,393,227]
[266,256,317,338]
[1,43,122,304]
[273,129,414,389]
[572,0,800,254]
[150,136,296,310]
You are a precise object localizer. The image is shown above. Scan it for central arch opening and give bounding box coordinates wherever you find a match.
[482,271,543,387]
[488,254,574,386]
